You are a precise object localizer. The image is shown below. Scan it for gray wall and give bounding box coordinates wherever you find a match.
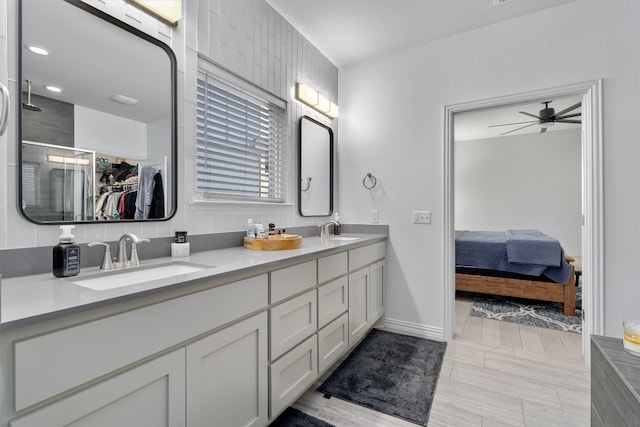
[21,93,74,147]
[455,128,582,256]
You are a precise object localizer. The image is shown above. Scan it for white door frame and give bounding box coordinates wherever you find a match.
[443,80,603,359]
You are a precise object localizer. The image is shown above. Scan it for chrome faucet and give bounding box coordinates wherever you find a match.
[116,233,150,268]
[318,220,340,238]
[88,242,114,270]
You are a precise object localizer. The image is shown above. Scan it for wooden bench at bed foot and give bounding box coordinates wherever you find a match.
[455,265,577,317]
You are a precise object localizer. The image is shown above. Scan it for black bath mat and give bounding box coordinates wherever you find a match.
[270,407,335,427]
[318,329,447,426]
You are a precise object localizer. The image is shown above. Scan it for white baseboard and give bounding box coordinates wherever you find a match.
[383,317,446,341]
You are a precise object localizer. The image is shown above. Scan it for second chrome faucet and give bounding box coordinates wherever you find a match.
[116,233,150,268]
[89,233,150,270]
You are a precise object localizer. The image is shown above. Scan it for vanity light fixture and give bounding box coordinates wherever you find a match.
[127,0,182,26]
[296,83,339,119]
[111,94,139,105]
[47,154,91,166]
[27,45,49,55]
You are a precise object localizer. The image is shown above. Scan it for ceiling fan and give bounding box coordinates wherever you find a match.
[489,100,582,136]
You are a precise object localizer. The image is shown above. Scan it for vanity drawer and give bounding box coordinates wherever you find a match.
[14,274,268,411]
[270,260,317,304]
[318,312,348,373]
[349,241,385,271]
[269,290,317,361]
[318,252,348,284]
[317,276,348,328]
[269,335,317,419]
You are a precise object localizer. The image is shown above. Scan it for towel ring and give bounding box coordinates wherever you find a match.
[362,172,377,189]
[301,177,312,191]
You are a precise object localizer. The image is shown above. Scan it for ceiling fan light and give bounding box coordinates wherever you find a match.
[540,121,554,129]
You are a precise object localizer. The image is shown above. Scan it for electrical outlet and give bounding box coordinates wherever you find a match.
[412,211,431,224]
[370,210,379,224]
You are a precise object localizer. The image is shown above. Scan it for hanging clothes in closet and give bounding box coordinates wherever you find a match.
[94,176,138,220]
[134,165,165,220]
[148,171,164,219]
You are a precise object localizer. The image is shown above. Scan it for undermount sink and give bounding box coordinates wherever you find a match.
[69,262,212,291]
[326,236,359,241]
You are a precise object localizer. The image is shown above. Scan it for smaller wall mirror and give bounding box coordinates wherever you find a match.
[19,0,177,224]
[299,116,333,216]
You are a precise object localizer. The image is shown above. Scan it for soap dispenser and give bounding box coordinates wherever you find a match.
[53,225,80,277]
[334,212,342,235]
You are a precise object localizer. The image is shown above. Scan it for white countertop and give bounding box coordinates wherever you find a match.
[1,234,386,330]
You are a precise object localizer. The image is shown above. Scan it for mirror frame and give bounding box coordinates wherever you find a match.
[298,115,333,217]
[17,0,178,224]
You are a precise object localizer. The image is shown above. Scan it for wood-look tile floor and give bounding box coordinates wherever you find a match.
[292,297,590,426]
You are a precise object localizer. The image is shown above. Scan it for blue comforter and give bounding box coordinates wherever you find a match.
[455,230,572,284]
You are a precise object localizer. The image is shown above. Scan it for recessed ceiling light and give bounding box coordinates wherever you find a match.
[27,45,49,55]
[45,85,62,93]
[110,94,139,105]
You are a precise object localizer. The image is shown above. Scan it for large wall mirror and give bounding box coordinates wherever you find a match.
[299,116,333,216]
[18,0,177,223]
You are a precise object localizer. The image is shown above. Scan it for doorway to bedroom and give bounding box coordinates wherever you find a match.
[443,81,604,360]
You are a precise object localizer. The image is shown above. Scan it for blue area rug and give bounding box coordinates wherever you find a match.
[469,286,582,334]
[270,407,334,427]
[318,329,447,426]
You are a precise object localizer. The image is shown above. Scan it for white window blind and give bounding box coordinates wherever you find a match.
[22,162,39,206]
[196,69,286,202]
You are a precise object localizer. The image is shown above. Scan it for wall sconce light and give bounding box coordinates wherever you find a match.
[126,0,182,26]
[296,83,339,119]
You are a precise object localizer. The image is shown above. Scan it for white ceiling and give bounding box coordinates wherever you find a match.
[266,0,576,67]
[267,0,581,139]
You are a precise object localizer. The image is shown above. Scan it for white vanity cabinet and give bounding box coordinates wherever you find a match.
[8,274,269,427]
[3,236,386,427]
[10,349,186,427]
[186,312,268,427]
[348,242,386,345]
[317,252,350,374]
[268,262,319,418]
[369,259,386,324]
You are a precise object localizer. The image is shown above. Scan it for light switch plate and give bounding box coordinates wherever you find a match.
[370,210,379,224]
[412,211,431,224]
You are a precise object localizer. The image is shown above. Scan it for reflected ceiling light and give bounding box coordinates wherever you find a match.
[47,154,90,166]
[111,94,139,105]
[45,85,62,93]
[27,45,49,55]
[295,83,339,119]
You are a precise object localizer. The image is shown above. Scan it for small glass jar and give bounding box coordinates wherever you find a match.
[622,319,640,356]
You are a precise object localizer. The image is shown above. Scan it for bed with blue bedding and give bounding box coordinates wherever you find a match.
[455,230,576,315]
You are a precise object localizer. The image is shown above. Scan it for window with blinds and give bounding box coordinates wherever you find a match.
[196,69,286,202]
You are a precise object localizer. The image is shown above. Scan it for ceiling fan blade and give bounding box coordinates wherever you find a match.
[500,122,537,136]
[553,102,582,118]
[555,119,582,124]
[489,120,538,128]
[519,111,541,119]
[556,112,581,120]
